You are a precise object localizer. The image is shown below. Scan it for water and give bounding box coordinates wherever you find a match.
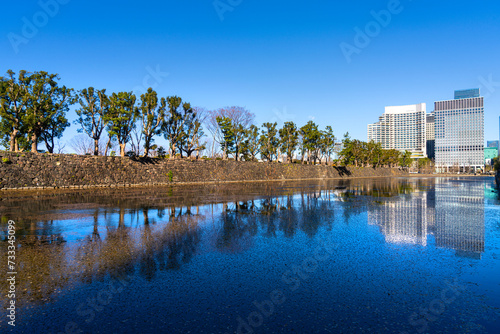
[1,177,499,333]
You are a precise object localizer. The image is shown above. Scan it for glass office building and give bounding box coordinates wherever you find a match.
[367,103,427,159]
[434,89,484,172]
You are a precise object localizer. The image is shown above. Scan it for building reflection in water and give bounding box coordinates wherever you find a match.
[368,178,485,258]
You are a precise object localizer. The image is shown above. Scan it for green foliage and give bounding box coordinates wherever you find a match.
[399,150,413,168]
[2,157,11,164]
[279,121,299,163]
[241,124,260,161]
[139,88,165,157]
[75,87,109,155]
[494,157,500,171]
[23,71,74,153]
[110,151,116,157]
[162,96,193,158]
[106,91,138,157]
[320,125,336,164]
[216,116,235,159]
[157,146,166,158]
[179,107,205,158]
[300,121,321,164]
[339,133,408,168]
[1,70,73,153]
[259,122,279,162]
[167,170,173,182]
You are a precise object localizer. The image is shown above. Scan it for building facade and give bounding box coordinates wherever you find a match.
[426,112,435,160]
[485,147,498,166]
[367,103,427,159]
[486,140,499,148]
[434,89,484,172]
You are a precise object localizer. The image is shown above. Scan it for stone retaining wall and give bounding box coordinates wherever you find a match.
[0,152,408,190]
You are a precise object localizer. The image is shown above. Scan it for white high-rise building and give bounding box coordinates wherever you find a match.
[367,103,427,159]
[434,89,484,172]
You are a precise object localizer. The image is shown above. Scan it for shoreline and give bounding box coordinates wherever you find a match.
[0,173,492,193]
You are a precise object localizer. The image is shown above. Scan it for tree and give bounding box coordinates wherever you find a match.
[259,122,279,162]
[41,110,70,153]
[180,108,206,158]
[205,106,254,158]
[139,88,166,157]
[106,92,138,157]
[216,116,235,159]
[320,126,336,165]
[163,96,192,158]
[400,150,413,168]
[23,71,74,153]
[0,70,30,152]
[75,87,109,156]
[279,121,299,163]
[300,121,321,164]
[241,124,260,161]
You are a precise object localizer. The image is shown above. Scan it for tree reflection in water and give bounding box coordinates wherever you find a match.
[0,178,445,309]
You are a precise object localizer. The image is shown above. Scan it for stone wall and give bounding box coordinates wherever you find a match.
[0,152,408,190]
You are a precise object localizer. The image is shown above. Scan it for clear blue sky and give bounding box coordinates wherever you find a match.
[1,0,500,150]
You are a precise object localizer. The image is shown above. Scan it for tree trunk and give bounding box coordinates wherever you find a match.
[31,133,38,153]
[94,138,99,156]
[9,129,18,152]
[119,143,126,157]
[104,137,111,156]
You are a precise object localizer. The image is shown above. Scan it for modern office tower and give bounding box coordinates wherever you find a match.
[426,112,435,160]
[367,178,485,258]
[434,89,484,172]
[367,103,427,159]
[486,140,499,148]
[368,188,434,246]
[434,178,485,258]
[485,147,498,166]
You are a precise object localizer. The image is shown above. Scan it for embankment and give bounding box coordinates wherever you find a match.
[0,152,408,190]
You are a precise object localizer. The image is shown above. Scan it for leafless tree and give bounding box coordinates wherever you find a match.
[54,138,66,154]
[69,134,110,155]
[205,106,255,156]
[69,135,94,155]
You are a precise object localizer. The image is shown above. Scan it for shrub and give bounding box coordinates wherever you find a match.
[494,157,500,171]
[125,151,137,158]
[2,157,11,164]
[167,171,173,182]
[110,151,116,157]
[157,146,166,159]
[215,157,223,161]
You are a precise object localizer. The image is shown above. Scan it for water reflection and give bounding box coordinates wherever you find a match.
[367,178,485,258]
[0,178,490,310]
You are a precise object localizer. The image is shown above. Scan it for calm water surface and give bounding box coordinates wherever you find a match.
[1,177,499,333]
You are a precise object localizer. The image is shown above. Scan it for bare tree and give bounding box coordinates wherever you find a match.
[54,138,66,154]
[69,135,94,155]
[205,106,255,157]
[69,134,109,155]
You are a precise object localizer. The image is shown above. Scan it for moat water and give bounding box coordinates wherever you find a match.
[1,177,500,333]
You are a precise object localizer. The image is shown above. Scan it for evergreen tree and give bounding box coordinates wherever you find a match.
[106,91,138,157]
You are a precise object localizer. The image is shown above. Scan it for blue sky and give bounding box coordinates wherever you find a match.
[1,0,500,151]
